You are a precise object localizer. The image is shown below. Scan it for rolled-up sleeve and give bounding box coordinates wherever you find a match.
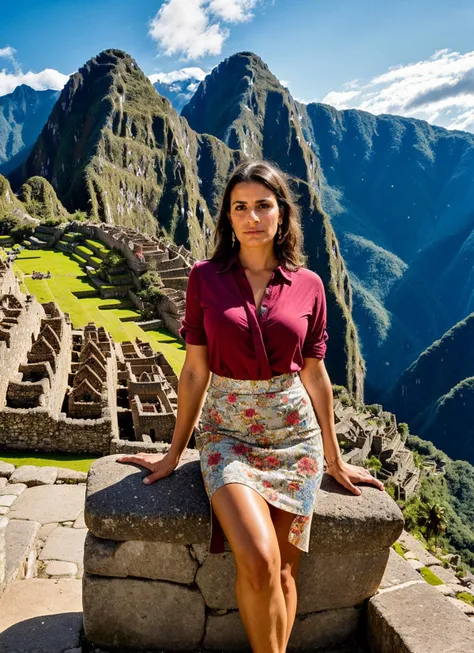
[178,263,208,345]
[302,275,328,359]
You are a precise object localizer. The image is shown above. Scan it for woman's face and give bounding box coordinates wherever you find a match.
[228,181,282,248]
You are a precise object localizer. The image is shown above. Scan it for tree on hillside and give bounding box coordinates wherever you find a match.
[419,502,448,545]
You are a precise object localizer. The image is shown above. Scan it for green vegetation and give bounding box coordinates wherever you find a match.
[392,541,408,558]
[13,248,185,373]
[457,592,474,607]
[19,176,70,221]
[398,435,474,572]
[363,455,382,471]
[419,566,444,586]
[0,451,97,473]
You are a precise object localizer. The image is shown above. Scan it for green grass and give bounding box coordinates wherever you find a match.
[419,566,444,586]
[457,591,474,606]
[75,245,94,257]
[392,542,408,559]
[14,249,185,373]
[0,451,97,473]
[85,238,109,252]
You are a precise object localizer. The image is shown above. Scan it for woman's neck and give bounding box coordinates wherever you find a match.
[237,245,279,274]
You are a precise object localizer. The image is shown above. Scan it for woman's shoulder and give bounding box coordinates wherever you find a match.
[189,258,227,281]
[292,266,325,288]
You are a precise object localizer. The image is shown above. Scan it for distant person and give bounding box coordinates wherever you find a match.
[117,160,384,652]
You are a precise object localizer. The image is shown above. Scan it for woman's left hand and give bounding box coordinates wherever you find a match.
[326,460,385,495]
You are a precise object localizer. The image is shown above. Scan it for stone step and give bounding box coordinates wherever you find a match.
[28,235,49,248]
[5,519,41,587]
[0,579,83,653]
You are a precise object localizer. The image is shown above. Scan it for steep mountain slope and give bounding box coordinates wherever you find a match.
[182,51,365,398]
[385,313,474,463]
[11,50,237,257]
[0,85,59,175]
[286,102,474,399]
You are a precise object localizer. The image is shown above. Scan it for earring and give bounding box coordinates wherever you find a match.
[231,229,236,246]
[277,223,284,244]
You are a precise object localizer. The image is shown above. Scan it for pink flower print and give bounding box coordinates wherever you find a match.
[266,491,279,502]
[268,392,276,399]
[204,424,212,431]
[232,442,251,456]
[265,455,280,469]
[249,423,265,434]
[288,481,300,492]
[245,408,256,418]
[248,454,265,469]
[297,456,319,475]
[208,452,222,466]
[263,480,273,488]
[301,398,307,405]
[227,393,237,403]
[286,410,300,426]
[282,395,289,404]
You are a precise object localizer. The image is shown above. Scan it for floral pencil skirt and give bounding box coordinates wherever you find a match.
[195,371,325,554]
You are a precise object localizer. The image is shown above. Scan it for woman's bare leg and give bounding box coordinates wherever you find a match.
[270,506,303,649]
[211,484,287,653]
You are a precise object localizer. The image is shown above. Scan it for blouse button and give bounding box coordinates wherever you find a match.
[265,288,271,295]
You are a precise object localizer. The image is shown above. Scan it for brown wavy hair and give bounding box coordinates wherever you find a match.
[209,159,307,271]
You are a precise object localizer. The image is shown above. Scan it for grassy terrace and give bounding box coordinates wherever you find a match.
[13,248,185,374]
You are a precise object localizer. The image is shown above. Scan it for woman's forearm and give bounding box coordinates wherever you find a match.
[168,368,211,460]
[300,364,341,463]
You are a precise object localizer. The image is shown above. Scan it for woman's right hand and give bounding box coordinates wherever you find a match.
[116,451,181,484]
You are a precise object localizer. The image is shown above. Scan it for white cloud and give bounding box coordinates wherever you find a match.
[149,0,262,59]
[0,46,16,61]
[208,0,258,22]
[148,66,207,85]
[307,49,474,134]
[0,68,69,97]
[0,45,69,97]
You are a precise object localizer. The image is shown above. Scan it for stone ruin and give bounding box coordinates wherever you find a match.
[0,262,179,456]
[75,222,193,335]
[334,400,421,501]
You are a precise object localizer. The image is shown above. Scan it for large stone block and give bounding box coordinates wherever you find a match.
[203,605,362,652]
[379,548,423,590]
[310,475,404,553]
[9,465,58,487]
[289,605,362,651]
[84,532,198,583]
[82,572,206,650]
[0,462,15,479]
[196,548,392,613]
[368,581,474,653]
[298,548,390,613]
[84,453,210,543]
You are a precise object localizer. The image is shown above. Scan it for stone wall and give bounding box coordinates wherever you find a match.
[0,293,45,409]
[0,409,113,454]
[82,453,404,651]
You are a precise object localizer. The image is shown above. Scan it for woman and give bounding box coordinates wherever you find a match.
[118,160,385,653]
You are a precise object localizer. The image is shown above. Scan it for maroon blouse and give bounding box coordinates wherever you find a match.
[178,251,328,380]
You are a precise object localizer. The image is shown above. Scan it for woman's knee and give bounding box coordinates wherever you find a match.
[235,540,281,592]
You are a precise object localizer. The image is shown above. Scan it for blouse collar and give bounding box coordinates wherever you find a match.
[217,251,293,284]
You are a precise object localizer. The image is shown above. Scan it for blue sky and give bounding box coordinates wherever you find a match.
[2,0,474,131]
